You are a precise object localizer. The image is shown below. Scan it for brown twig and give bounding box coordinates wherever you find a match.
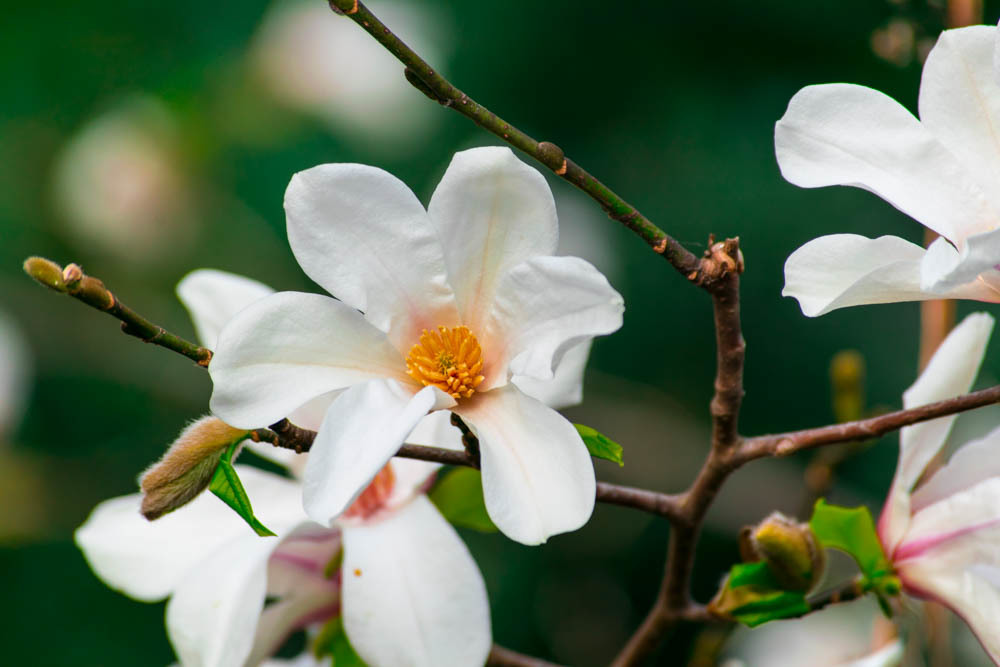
[22,257,213,367]
[253,422,686,521]
[736,383,1000,465]
[325,0,701,279]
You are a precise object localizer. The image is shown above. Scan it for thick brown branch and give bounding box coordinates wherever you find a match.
[325,0,700,279]
[737,383,1000,464]
[23,257,212,366]
[613,244,746,666]
[252,422,685,520]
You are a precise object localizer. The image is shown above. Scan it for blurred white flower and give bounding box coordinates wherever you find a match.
[0,309,30,440]
[877,312,1000,664]
[250,0,445,147]
[776,25,1000,316]
[52,96,195,262]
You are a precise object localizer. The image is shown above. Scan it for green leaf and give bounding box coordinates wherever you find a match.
[711,562,809,627]
[209,442,276,537]
[428,467,497,532]
[574,424,624,466]
[809,499,891,582]
[313,616,367,666]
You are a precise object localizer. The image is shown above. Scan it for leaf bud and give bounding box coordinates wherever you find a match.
[23,256,67,292]
[743,511,825,592]
[139,416,248,520]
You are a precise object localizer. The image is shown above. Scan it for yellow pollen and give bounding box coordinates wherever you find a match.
[406,326,485,399]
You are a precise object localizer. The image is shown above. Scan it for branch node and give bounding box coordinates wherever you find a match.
[653,237,668,254]
[328,0,358,15]
[537,141,566,172]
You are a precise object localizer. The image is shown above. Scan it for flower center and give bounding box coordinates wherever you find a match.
[405,325,485,399]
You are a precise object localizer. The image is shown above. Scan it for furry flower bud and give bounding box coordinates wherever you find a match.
[742,512,825,592]
[139,416,248,520]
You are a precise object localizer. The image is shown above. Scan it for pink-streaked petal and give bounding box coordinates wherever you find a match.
[512,338,592,410]
[900,478,1000,558]
[881,312,994,552]
[176,269,274,349]
[920,26,1000,225]
[341,495,491,667]
[775,83,998,242]
[912,424,1000,512]
[781,234,998,317]
[455,385,595,545]
[897,543,1000,664]
[921,230,1000,295]
[209,292,411,429]
[285,163,459,351]
[427,146,558,332]
[483,255,623,390]
[303,380,453,525]
[74,466,304,602]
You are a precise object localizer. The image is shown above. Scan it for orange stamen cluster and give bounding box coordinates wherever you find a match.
[405,325,485,399]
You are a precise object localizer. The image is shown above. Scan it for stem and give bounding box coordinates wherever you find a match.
[737,383,1000,464]
[613,244,746,666]
[325,0,701,279]
[23,257,212,366]
[252,422,686,521]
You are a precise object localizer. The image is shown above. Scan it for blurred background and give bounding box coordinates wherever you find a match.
[3,0,1000,664]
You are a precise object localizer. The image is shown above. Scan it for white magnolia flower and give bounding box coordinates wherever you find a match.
[208,146,625,545]
[877,312,1000,663]
[775,25,1000,316]
[76,454,491,667]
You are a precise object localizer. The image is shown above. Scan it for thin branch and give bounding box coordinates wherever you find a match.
[487,645,564,667]
[737,383,1000,464]
[325,0,701,279]
[252,422,686,521]
[613,243,746,667]
[23,257,212,367]
[804,577,867,613]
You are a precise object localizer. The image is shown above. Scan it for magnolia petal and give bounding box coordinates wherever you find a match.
[846,640,904,667]
[284,163,459,351]
[920,26,1000,220]
[427,146,558,332]
[209,292,410,429]
[897,543,1000,664]
[921,230,1000,295]
[781,234,995,317]
[166,534,278,667]
[881,313,994,551]
[341,495,491,667]
[898,312,993,488]
[512,338,591,410]
[455,384,595,545]
[775,83,993,242]
[246,581,338,666]
[484,256,623,390]
[386,458,441,510]
[74,466,302,602]
[901,478,1000,555]
[176,269,275,349]
[912,424,1000,512]
[303,380,453,525]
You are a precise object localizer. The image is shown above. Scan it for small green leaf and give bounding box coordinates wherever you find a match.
[574,424,624,466]
[711,562,809,627]
[428,467,497,532]
[809,499,891,582]
[313,616,367,666]
[209,442,275,537]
